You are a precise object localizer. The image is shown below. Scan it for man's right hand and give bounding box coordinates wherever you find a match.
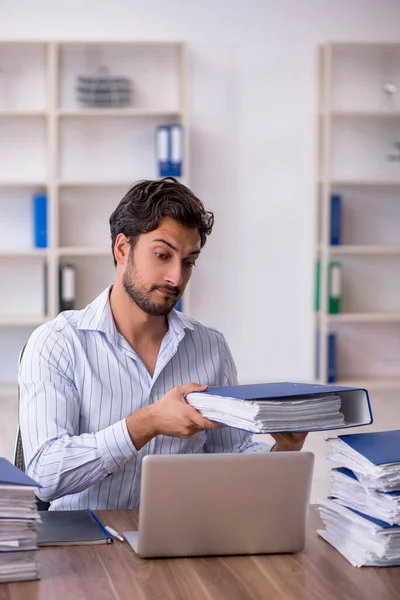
[126,383,223,451]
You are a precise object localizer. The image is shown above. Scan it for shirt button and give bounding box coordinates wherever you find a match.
[122,458,130,464]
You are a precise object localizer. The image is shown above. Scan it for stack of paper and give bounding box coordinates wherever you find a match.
[0,458,40,582]
[187,391,345,433]
[318,430,400,567]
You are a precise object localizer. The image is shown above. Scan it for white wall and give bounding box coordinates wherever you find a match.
[2,0,400,383]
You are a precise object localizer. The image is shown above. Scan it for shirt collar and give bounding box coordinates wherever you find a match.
[77,285,194,346]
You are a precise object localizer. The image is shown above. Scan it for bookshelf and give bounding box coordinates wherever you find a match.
[316,42,400,391]
[0,41,188,391]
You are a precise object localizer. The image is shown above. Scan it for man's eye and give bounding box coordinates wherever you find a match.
[183,261,196,269]
[155,252,167,260]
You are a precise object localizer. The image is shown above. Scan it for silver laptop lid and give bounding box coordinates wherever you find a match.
[126,451,314,558]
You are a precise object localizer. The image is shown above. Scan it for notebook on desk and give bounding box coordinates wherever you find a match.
[37,509,113,546]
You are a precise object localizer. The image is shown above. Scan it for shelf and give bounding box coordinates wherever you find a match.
[0,110,47,117]
[0,250,48,259]
[0,181,46,188]
[320,180,400,187]
[325,313,400,323]
[324,111,400,118]
[58,180,134,188]
[319,245,400,255]
[0,315,49,327]
[57,108,182,118]
[57,246,111,257]
[335,378,400,391]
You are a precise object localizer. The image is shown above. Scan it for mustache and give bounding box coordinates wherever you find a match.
[152,285,181,296]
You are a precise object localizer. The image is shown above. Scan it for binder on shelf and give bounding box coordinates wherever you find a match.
[327,331,336,383]
[330,194,342,245]
[169,124,183,177]
[187,381,372,433]
[59,264,76,312]
[33,194,47,249]
[315,329,320,380]
[315,260,320,312]
[328,261,342,314]
[156,124,184,178]
[156,125,170,177]
[174,297,183,312]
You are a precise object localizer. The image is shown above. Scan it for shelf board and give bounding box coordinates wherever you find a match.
[0,110,47,117]
[57,246,111,257]
[57,108,182,118]
[335,378,400,391]
[0,181,46,188]
[0,249,48,259]
[58,180,134,188]
[319,245,400,255]
[319,180,400,187]
[323,111,400,118]
[0,315,49,327]
[325,313,400,323]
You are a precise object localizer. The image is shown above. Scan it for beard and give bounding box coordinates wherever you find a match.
[122,256,181,317]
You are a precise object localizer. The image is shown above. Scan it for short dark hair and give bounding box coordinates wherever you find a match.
[109,177,214,266]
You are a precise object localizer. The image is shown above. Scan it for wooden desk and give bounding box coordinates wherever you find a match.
[1,507,400,600]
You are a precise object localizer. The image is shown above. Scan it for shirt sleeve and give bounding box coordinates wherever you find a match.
[18,324,138,503]
[204,332,273,454]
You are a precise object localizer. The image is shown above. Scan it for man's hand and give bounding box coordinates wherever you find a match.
[270,432,308,452]
[126,383,223,450]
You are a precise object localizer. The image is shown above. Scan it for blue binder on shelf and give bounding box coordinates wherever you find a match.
[337,430,400,465]
[327,332,337,383]
[330,194,342,245]
[33,193,47,248]
[0,457,40,488]
[156,124,183,178]
[174,297,183,312]
[203,381,373,431]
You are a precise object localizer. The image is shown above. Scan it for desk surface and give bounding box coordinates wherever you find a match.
[1,507,400,600]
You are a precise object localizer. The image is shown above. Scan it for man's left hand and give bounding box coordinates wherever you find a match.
[270,432,308,452]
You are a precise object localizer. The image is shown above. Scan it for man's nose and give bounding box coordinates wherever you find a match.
[165,262,183,287]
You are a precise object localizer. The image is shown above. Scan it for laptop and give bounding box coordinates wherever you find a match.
[123,451,314,558]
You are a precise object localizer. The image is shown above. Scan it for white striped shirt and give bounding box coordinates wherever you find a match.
[19,286,270,510]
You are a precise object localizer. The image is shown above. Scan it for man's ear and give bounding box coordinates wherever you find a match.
[114,234,131,266]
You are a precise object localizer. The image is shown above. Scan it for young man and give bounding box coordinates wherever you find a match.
[19,178,306,510]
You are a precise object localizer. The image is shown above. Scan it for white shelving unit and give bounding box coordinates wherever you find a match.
[316,42,400,391]
[0,40,188,390]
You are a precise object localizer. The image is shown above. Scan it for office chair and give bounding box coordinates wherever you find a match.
[14,345,50,511]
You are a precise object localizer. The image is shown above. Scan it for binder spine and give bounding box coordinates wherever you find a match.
[33,194,48,249]
[315,260,320,312]
[59,264,76,311]
[156,125,171,177]
[330,194,342,245]
[327,332,337,383]
[328,261,343,314]
[169,124,183,177]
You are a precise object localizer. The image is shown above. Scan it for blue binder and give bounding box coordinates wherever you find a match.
[327,332,336,383]
[33,194,47,248]
[0,457,40,487]
[330,194,342,245]
[337,430,400,465]
[334,467,400,496]
[169,124,183,177]
[204,382,372,431]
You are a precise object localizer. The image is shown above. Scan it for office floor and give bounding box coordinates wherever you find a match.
[1,390,396,502]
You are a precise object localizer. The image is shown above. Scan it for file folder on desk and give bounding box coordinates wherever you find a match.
[187,382,372,434]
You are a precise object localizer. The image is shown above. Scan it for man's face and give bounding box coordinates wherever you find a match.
[122,217,201,316]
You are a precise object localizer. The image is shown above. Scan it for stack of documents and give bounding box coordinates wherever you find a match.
[0,458,40,582]
[318,430,400,567]
[187,384,346,433]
